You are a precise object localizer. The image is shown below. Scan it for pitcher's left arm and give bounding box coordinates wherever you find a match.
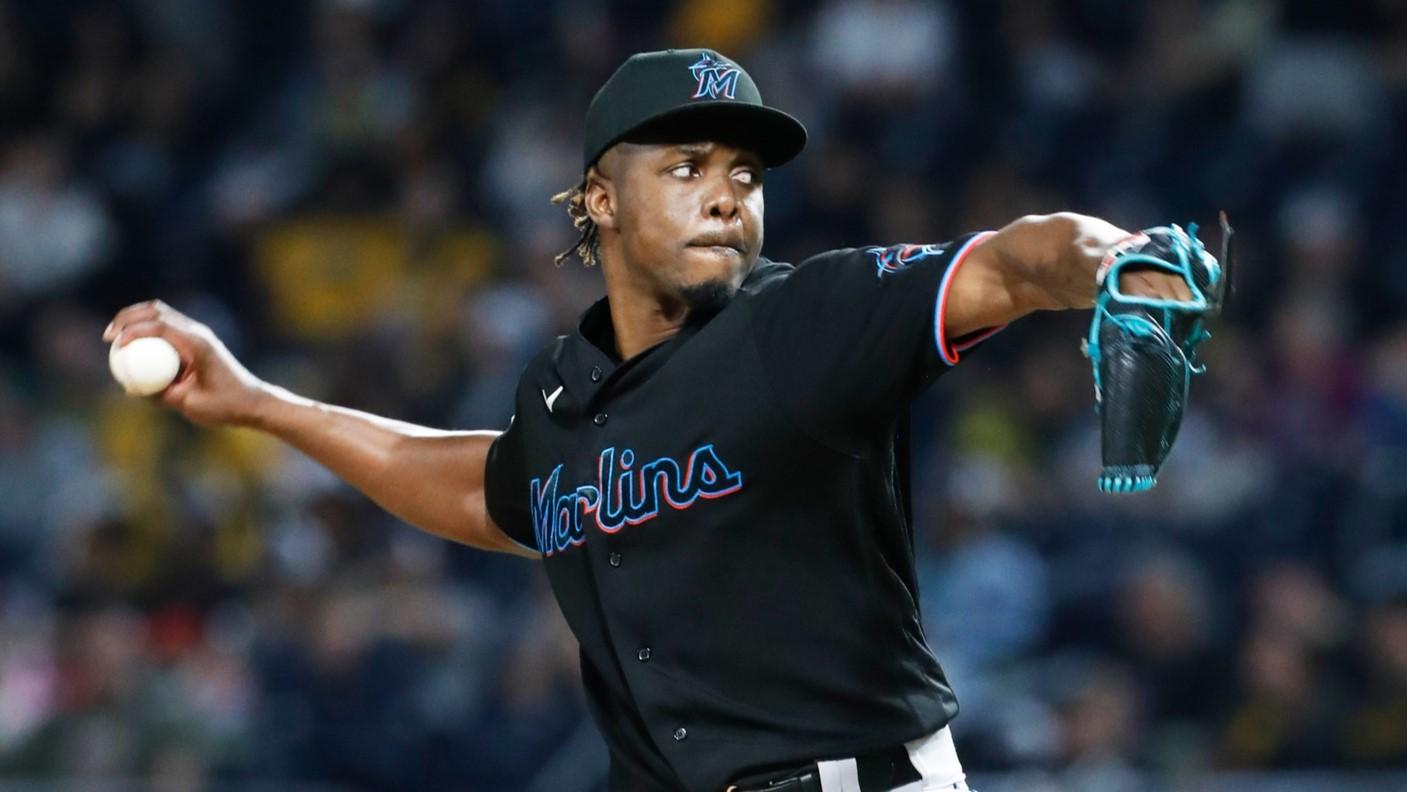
[944,212,1193,335]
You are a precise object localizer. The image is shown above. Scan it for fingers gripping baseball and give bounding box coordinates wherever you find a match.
[102,300,267,427]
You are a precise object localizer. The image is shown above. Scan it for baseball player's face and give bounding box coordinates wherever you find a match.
[601,140,765,311]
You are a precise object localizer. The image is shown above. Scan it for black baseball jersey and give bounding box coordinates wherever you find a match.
[484,232,998,792]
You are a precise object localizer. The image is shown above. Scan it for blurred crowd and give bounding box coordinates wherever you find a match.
[1,0,1406,789]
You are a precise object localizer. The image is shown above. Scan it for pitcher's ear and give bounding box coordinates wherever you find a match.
[584,166,616,230]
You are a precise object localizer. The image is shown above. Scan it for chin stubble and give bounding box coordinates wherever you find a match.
[678,280,736,321]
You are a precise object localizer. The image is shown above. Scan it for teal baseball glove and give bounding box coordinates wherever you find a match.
[1085,214,1233,493]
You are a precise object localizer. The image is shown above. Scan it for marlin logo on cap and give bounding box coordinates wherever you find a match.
[689,52,741,100]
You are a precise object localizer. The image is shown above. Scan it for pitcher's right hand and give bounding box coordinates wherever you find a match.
[102,300,268,428]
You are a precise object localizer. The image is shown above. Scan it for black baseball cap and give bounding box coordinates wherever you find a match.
[582,48,807,170]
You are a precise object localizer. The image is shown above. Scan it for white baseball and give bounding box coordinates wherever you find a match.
[109,337,182,396]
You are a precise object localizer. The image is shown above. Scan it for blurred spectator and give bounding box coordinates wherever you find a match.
[1051,656,1144,792]
[811,0,956,99]
[0,138,114,309]
[1339,597,1407,766]
[1113,552,1225,731]
[1215,628,1340,769]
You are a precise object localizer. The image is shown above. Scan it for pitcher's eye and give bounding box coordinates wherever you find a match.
[668,163,698,178]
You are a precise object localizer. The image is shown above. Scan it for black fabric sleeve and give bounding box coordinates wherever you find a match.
[750,232,1001,454]
[483,410,540,553]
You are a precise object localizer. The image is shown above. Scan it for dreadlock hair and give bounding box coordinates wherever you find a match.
[551,176,600,267]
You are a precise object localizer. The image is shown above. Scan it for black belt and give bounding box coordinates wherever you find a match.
[726,743,922,792]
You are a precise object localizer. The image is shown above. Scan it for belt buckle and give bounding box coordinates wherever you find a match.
[725,768,821,792]
[728,739,920,792]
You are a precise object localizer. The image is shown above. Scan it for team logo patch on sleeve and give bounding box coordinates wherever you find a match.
[689,52,741,100]
[865,243,950,278]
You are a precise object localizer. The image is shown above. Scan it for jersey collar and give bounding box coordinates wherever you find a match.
[550,258,791,414]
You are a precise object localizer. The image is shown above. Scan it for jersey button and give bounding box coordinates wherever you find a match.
[608,552,622,568]
[590,366,602,382]
[593,412,608,426]
[673,727,688,742]
[636,647,651,662]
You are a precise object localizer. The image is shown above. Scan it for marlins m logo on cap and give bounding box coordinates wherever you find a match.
[689,52,740,100]
[581,49,806,168]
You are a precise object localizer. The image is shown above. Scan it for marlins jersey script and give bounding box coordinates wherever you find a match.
[485,232,998,792]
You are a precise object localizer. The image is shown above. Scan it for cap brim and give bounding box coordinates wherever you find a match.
[608,102,807,168]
